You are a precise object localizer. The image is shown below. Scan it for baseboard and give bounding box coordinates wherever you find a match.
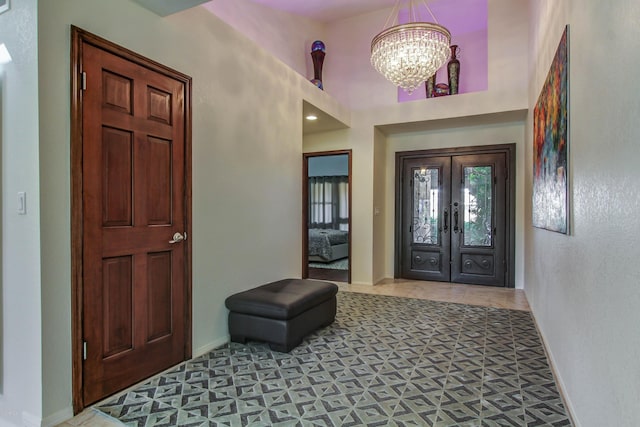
[346,277,391,286]
[529,309,581,427]
[193,336,229,359]
[349,281,373,286]
[41,406,74,427]
[373,276,390,285]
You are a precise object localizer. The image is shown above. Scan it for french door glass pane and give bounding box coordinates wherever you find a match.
[413,168,439,244]
[463,166,492,246]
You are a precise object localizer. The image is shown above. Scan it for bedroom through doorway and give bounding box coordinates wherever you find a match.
[303,151,352,283]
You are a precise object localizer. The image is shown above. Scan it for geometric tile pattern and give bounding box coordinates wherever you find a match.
[96,292,572,426]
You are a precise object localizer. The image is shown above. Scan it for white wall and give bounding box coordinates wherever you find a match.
[372,128,387,284]
[204,0,327,87]
[35,0,339,423]
[0,1,43,426]
[526,1,640,426]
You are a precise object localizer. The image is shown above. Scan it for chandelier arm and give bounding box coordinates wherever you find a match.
[420,0,440,24]
[382,0,402,31]
[409,0,416,23]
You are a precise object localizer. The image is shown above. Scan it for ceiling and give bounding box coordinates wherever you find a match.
[132,0,210,17]
[244,0,487,30]
[132,0,470,24]
[245,0,398,23]
[303,101,349,135]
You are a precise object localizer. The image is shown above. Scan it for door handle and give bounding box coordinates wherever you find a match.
[443,209,449,232]
[453,208,459,233]
[169,232,187,244]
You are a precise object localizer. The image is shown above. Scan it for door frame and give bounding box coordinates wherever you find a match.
[302,150,352,283]
[394,144,516,287]
[70,26,193,412]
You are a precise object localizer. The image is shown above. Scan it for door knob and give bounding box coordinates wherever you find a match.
[443,208,449,233]
[169,232,187,244]
[453,208,459,233]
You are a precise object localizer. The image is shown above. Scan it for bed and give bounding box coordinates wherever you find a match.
[308,229,349,262]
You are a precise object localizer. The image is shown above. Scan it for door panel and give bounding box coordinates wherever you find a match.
[102,256,133,357]
[400,152,507,286]
[102,127,133,226]
[81,43,187,405]
[451,154,506,286]
[145,136,173,224]
[402,157,451,281]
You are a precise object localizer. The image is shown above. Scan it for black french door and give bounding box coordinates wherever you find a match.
[399,151,509,286]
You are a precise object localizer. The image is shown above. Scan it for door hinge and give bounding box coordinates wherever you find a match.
[81,71,87,90]
[409,225,412,233]
[83,341,87,360]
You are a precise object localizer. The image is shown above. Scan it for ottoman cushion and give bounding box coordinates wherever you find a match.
[225,278,338,320]
[225,278,339,352]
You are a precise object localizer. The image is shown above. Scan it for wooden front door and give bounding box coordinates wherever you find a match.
[398,147,513,287]
[72,27,192,408]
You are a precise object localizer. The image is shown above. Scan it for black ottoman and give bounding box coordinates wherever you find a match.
[225,278,338,352]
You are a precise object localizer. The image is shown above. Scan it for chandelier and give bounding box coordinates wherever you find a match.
[371,0,451,94]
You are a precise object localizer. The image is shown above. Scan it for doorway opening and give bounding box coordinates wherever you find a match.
[395,144,515,287]
[303,151,352,283]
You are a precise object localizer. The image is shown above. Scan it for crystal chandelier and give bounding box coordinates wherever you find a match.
[371,0,451,94]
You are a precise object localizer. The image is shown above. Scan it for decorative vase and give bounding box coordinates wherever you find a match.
[310,40,326,90]
[447,45,460,95]
[425,74,436,98]
[435,83,449,97]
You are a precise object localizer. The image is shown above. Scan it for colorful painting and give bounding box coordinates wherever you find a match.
[533,26,569,234]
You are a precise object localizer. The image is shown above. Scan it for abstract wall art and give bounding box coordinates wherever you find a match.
[533,25,569,234]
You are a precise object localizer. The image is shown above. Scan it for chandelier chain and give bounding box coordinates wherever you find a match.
[423,1,439,24]
[382,0,402,31]
[409,0,416,23]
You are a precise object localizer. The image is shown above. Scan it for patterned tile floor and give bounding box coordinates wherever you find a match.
[90,291,571,426]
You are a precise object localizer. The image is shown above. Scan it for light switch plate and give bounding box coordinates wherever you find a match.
[17,191,26,215]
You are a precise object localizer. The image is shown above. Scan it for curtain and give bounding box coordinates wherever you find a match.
[309,176,349,230]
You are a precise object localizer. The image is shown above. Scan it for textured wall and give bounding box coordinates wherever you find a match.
[0,0,43,425]
[204,0,327,85]
[372,128,388,284]
[526,1,640,425]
